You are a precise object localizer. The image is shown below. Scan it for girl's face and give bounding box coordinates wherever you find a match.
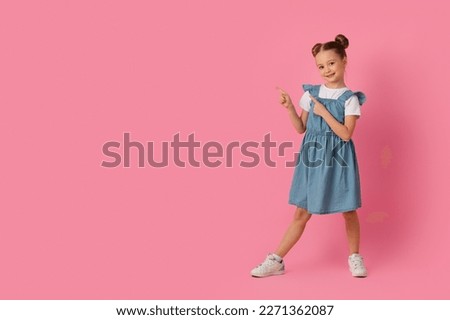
[314,49,347,88]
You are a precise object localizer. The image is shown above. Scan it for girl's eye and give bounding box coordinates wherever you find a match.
[329,62,335,66]
[318,66,324,70]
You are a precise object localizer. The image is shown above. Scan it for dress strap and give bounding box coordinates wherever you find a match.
[338,90,367,106]
[302,84,320,97]
[337,90,355,103]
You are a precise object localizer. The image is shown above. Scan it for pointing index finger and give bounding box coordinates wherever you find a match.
[276,86,286,94]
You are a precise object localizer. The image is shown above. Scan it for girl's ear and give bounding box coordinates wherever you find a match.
[343,57,347,66]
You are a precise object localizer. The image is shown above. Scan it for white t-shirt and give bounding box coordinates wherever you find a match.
[299,85,361,117]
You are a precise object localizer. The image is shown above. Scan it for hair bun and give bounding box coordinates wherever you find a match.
[335,34,349,49]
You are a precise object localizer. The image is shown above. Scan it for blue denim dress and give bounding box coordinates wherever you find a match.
[288,84,366,214]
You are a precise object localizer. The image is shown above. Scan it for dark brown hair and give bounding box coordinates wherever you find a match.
[312,34,349,59]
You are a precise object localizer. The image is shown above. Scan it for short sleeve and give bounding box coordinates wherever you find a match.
[344,95,361,116]
[299,91,311,112]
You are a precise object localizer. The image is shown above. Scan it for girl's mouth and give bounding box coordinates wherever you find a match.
[325,73,335,78]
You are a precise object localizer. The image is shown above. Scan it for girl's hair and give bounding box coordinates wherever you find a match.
[312,34,349,59]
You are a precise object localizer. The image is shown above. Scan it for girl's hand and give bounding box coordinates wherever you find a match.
[276,86,294,110]
[310,95,328,117]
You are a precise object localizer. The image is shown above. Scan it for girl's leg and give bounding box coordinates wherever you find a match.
[342,210,360,254]
[343,210,368,277]
[274,207,312,258]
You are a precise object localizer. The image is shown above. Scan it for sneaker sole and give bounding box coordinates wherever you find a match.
[351,273,367,278]
[251,270,285,278]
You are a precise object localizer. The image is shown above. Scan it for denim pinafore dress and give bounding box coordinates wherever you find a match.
[288,84,366,214]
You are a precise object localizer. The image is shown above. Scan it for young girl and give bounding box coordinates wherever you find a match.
[251,34,368,278]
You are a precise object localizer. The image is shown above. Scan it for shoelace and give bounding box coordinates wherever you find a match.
[351,257,364,269]
[255,256,277,271]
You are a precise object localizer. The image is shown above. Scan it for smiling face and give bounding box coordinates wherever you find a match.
[315,49,347,88]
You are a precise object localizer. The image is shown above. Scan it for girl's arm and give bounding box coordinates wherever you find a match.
[277,87,308,134]
[287,106,308,134]
[310,96,357,141]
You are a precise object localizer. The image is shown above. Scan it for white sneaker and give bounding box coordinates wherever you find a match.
[348,253,367,277]
[251,253,285,278]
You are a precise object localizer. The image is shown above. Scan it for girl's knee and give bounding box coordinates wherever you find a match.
[294,207,312,222]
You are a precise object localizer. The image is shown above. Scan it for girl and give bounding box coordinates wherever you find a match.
[251,34,368,278]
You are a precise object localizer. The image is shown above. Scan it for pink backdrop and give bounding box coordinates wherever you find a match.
[1,0,449,299]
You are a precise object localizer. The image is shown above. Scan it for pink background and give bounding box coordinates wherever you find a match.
[1,0,449,299]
